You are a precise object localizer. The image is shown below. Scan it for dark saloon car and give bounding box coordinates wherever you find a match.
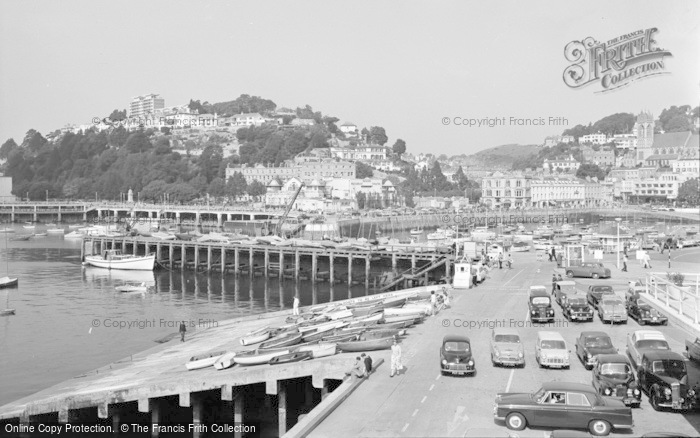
[440,334,475,376]
[638,351,699,411]
[563,296,594,322]
[576,332,617,370]
[566,262,611,280]
[587,285,615,309]
[626,295,668,326]
[592,354,641,408]
[493,382,633,436]
[529,286,555,323]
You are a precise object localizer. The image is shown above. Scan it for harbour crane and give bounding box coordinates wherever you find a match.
[274,182,305,237]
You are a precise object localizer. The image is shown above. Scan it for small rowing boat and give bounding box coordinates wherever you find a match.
[298,342,337,359]
[350,304,384,318]
[258,331,302,350]
[324,309,353,320]
[360,329,400,340]
[185,351,226,370]
[381,313,424,324]
[240,327,271,346]
[322,333,359,343]
[384,307,427,317]
[337,336,394,352]
[269,351,313,365]
[234,349,290,366]
[347,313,383,327]
[213,352,237,370]
[298,320,348,334]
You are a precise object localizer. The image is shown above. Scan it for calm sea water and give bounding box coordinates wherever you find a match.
[0,228,378,407]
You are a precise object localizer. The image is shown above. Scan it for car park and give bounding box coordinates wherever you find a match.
[637,351,699,411]
[529,286,555,323]
[626,295,668,325]
[493,381,633,436]
[598,297,628,324]
[566,263,611,279]
[440,334,475,376]
[536,331,570,369]
[626,330,670,368]
[576,332,617,369]
[591,354,641,408]
[587,285,615,309]
[490,329,525,367]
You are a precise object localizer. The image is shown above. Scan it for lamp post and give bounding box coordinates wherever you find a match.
[615,217,622,269]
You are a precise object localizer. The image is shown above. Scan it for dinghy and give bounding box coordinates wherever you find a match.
[185,351,226,370]
[297,342,337,359]
[337,336,394,352]
[258,331,302,350]
[213,352,237,370]
[240,327,271,346]
[269,351,313,365]
[234,349,291,366]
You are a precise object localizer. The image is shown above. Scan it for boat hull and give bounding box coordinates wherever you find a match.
[234,349,290,365]
[258,332,303,350]
[213,352,237,370]
[337,337,394,352]
[84,254,155,271]
[0,277,19,288]
[298,343,337,358]
[240,331,271,346]
[269,351,313,365]
[186,352,226,370]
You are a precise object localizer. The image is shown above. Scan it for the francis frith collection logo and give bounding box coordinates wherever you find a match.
[563,27,672,93]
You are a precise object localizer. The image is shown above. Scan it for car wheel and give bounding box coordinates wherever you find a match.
[505,412,527,431]
[662,320,668,326]
[638,318,645,326]
[650,389,662,411]
[589,419,611,436]
[566,271,574,278]
[592,273,600,279]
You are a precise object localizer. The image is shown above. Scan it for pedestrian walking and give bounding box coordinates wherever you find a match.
[548,248,553,262]
[551,274,557,295]
[471,267,478,288]
[292,295,300,316]
[622,254,628,272]
[552,247,557,262]
[362,353,373,378]
[179,321,187,342]
[507,254,513,269]
[557,274,563,282]
[390,337,403,377]
[498,253,503,269]
[430,291,437,316]
[623,244,628,257]
[643,251,652,269]
[345,356,366,378]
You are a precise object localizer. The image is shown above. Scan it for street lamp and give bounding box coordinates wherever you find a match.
[615,217,622,269]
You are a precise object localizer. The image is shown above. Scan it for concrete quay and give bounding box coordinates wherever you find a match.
[308,247,700,437]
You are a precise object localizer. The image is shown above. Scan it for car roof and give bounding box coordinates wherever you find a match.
[443,334,470,343]
[581,331,610,338]
[596,354,630,364]
[589,285,613,290]
[556,281,577,286]
[642,351,684,361]
[538,331,565,340]
[493,328,520,337]
[530,289,549,297]
[541,381,596,394]
[530,285,547,291]
[633,330,665,339]
[600,297,623,302]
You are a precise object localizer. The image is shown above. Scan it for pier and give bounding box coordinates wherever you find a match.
[81,236,454,289]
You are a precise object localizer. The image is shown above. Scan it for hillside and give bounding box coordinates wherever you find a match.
[466,143,542,168]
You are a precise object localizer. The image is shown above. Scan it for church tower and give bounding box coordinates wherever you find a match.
[633,111,654,165]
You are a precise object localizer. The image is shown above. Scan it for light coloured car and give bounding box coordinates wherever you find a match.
[490,329,525,367]
[536,331,570,369]
[626,330,670,368]
[598,297,628,324]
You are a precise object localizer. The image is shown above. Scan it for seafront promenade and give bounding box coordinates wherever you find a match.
[308,247,700,437]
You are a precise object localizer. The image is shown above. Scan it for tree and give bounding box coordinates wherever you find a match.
[124,131,151,153]
[247,180,266,200]
[356,162,374,178]
[355,192,367,209]
[576,163,606,180]
[207,177,226,197]
[369,126,388,145]
[452,166,469,190]
[665,114,692,132]
[226,172,247,199]
[109,109,127,121]
[0,138,18,159]
[198,144,224,182]
[392,139,406,158]
[677,178,700,205]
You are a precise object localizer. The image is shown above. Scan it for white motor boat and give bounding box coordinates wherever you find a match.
[84,250,155,271]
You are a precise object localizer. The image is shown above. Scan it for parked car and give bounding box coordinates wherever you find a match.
[439,334,475,376]
[493,381,634,436]
[576,331,617,370]
[598,297,628,324]
[587,285,615,309]
[626,330,670,368]
[553,280,578,306]
[566,263,611,279]
[640,241,659,251]
[591,354,642,408]
[490,329,525,367]
[536,331,570,369]
[529,286,555,323]
[638,351,699,411]
[686,338,700,363]
[562,295,595,322]
[626,295,668,325]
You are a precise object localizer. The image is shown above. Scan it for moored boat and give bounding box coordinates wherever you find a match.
[360,329,400,340]
[84,249,155,271]
[234,349,291,366]
[337,336,394,352]
[347,313,383,327]
[0,276,19,288]
[269,351,313,365]
[240,327,272,346]
[185,351,226,370]
[322,333,359,343]
[213,352,237,370]
[258,331,303,350]
[297,342,337,359]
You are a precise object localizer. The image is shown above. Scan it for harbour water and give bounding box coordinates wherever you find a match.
[0,230,376,407]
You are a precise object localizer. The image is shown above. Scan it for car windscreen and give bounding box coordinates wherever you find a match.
[651,359,686,380]
[541,340,566,349]
[637,339,669,350]
[444,341,470,352]
[495,334,520,343]
[585,336,612,348]
[600,363,631,377]
[531,297,550,306]
[568,298,587,306]
[601,300,623,307]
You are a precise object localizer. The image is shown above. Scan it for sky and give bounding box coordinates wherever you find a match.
[0,0,698,156]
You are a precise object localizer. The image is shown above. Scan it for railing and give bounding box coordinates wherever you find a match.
[645,273,700,324]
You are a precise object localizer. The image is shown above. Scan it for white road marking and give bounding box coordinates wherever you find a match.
[505,369,515,393]
[436,374,441,380]
[429,384,435,391]
[412,409,419,417]
[401,423,409,432]
[502,268,525,286]
[421,395,427,403]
